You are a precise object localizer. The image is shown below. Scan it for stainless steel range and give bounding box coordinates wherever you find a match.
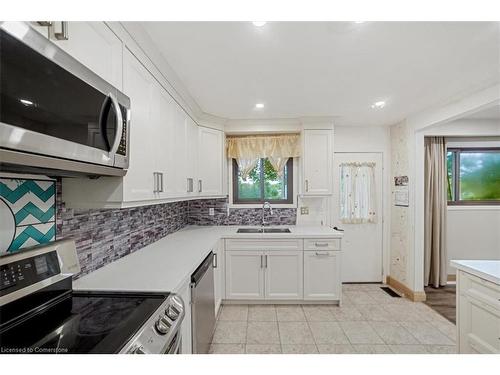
[0,241,184,354]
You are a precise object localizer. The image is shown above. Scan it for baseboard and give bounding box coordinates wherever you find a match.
[386,276,427,302]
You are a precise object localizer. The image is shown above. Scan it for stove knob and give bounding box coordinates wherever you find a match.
[154,316,170,335]
[165,305,180,321]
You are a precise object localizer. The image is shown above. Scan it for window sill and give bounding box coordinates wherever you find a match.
[447,205,500,211]
[229,203,298,209]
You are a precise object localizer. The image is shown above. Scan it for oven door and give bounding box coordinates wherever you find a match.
[0,23,128,169]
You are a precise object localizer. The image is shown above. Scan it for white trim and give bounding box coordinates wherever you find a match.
[447,205,500,211]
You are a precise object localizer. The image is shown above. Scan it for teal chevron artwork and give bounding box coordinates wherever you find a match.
[0,177,56,254]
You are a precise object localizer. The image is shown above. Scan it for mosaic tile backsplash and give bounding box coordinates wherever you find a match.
[188,198,297,226]
[1,177,297,279]
[0,178,56,253]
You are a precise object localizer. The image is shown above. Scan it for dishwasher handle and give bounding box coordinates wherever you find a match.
[191,252,214,286]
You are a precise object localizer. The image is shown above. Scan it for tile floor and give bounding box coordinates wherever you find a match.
[209,284,457,354]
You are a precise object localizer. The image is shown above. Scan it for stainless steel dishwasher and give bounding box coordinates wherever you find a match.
[190,252,216,354]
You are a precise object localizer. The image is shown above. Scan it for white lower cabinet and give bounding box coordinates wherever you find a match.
[175,278,192,354]
[225,251,265,300]
[265,251,303,300]
[457,270,500,354]
[303,250,341,300]
[225,250,303,300]
[213,241,224,315]
[224,239,341,302]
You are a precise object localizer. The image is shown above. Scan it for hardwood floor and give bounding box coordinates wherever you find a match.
[424,284,456,324]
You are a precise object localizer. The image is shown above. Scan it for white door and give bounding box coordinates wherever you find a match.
[225,251,264,300]
[304,250,341,300]
[264,251,303,300]
[332,152,383,282]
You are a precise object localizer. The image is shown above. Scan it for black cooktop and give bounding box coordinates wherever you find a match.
[0,287,168,354]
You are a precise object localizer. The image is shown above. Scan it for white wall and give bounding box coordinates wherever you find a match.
[447,207,500,273]
[445,134,500,274]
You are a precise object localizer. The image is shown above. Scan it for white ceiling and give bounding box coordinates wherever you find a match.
[461,105,500,121]
[142,22,500,126]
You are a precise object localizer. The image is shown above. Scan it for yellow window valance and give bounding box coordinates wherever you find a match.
[226,134,301,178]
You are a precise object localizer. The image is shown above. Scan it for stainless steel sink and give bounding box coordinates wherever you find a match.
[236,227,291,234]
[263,228,291,233]
[236,228,264,233]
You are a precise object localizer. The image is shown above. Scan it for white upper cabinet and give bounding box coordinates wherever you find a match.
[121,48,156,203]
[31,22,123,90]
[302,129,333,195]
[198,127,224,197]
[185,117,199,197]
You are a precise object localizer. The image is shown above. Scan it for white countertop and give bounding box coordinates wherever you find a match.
[450,260,500,285]
[74,225,343,293]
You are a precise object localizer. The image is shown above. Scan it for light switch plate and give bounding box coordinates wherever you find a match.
[209,207,215,216]
[300,207,309,215]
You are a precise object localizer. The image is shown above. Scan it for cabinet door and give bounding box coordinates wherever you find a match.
[265,251,303,300]
[225,251,264,300]
[303,251,341,300]
[198,127,224,196]
[213,241,223,315]
[185,117,199,197]
[459,293,500,353]
[154,84,177,198]
[169,106,187,197]
[33,22,123,90]
[122,48,156,202]
[175,278,192,354]
[303,129,333,195]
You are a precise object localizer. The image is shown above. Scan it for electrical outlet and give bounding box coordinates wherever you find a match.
[300,206,309,215]
[208,207,215,216]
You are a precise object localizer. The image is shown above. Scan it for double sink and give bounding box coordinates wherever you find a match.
[236,227,291,234]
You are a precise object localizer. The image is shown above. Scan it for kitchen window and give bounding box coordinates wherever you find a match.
[447,148,500,205]
[232,158,293,204]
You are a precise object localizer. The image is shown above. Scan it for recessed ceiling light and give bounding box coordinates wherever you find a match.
[255,103,265,109]
[20,99,34,106]
[371,101,386,109]
[252,21,267,27]
[354,21,365,24]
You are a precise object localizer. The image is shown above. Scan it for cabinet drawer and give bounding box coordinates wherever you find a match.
[304,238,340,251]
[225,239,303,251]
[459,271,500,309]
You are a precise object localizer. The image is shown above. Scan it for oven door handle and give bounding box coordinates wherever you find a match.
[108,92,123,156]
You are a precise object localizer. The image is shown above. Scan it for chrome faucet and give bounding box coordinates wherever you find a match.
[261,201,274,226]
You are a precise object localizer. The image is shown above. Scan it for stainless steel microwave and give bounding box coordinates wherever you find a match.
[0,22,130,177]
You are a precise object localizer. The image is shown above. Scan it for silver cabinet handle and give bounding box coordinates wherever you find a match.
[265,255,268,268]
[159,173,164,193]
[153,172,159,193]
[187,178,193,193]
[315,251,329,256]
[212,253,218,268]
[305,179,309,192]
[314,242,329,247]
[198,179,202,193]
[53,21,69,40]
[260,255,264,268]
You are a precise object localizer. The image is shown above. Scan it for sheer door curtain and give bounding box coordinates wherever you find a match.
[424,137,448,288]
[340,162,377,224]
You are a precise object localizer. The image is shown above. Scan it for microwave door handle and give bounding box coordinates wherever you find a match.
[98,95,113,150]
[108,92,123,156]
